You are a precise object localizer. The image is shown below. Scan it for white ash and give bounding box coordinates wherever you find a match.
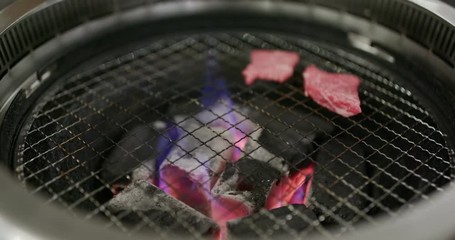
[162,124,233,182]
[152,120,166,130]
[106,179,217,232]
[212,166,239,195]
[210,163,256,210]
[130,164,151,182]
[215,190,254,210]
[162,102,258,180]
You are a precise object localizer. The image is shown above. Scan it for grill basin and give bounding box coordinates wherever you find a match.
[14,32,453,239]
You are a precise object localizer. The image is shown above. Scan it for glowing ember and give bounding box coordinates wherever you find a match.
[159,164,211,215]
[211,195,252,240]
[265,164,314,210]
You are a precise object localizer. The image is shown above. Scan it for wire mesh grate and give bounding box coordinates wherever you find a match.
[15,32,453,239]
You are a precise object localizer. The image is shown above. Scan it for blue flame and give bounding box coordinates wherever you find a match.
[155,123,180,171]
[201,50,233,109]
[154,50,237,178]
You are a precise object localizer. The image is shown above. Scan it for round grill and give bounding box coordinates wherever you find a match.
[14,31,453,239]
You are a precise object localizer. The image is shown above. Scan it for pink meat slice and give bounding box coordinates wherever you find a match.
[303,65,362,117]
[243,50,300,85]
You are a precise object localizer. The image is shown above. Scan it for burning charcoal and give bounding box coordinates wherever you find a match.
[312,135,369,225]
[106,179,218,234]
[159,164,211,215]
[213,158,281,210]
[211,193,254,240]
[259,130,314,168]
[102,125,157,185]
[228,204,316,238]
[210,163,255,213]
[209,157,281,238]
[233,158,281,209]
[212,163,239,195]
[184,66,258,162]
[211,193,254,223]
[244,129,288,173]
[265,164,314,210]
[303,65,362,117]
[161,102,259,181]
[161,124,234,181]
[248,96,334,168]
[194,102,257,162]
[27,86,167,211]
[130,165,150,182]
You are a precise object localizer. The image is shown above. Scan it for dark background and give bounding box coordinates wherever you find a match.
[1,0,455,10]
[0,0,14,10]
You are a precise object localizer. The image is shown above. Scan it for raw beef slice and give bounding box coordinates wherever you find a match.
[303,65,362,117]
[243,50,299,85]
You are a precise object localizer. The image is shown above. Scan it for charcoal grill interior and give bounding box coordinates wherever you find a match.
[12,31,453,238]
[1,1,455,240]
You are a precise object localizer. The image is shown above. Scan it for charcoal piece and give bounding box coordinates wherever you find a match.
[102,125,158,185]
[162,124,233,180]
[163,100,258,179]
[212,158,280,211]
[312,135,369,225]
[130,165,150,182]
[248,96,334,167]
[22,83,168,211]
[244,129,288,173]
[259,130,314,168]
[235,158,281,209]
[228,204,316,237]
[166,100,201,121]
[106,179,218,234]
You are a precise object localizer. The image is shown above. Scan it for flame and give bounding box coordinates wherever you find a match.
[148,53,314,239]
[155,123,180,175]
[265,164,314,210]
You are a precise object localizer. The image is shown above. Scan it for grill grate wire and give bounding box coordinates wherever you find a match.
[16,32,453,239]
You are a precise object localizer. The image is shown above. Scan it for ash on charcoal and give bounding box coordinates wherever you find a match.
[247,96,334,168]
[213,157,281,210]
[162,100,258,179]
[312,135,369,225]
[162,123,233,179]
[106,179,218,234]
[102,125,158,185]
[130,165,150,182]
[234,158,281,209]
[210,165,255,218]
[228,204,317,238]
